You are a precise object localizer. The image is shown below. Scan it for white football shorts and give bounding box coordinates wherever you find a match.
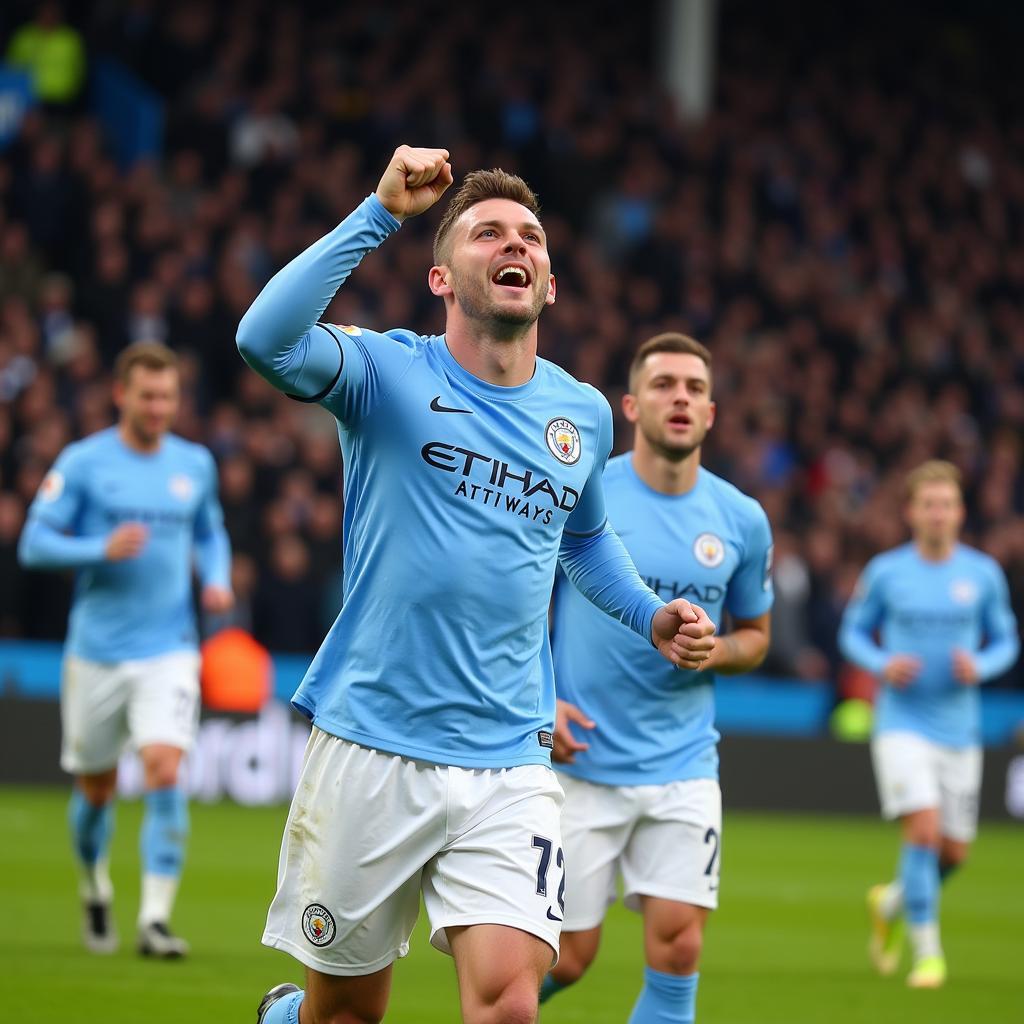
[871,730,982,842]
[60,651,201,774]
[557,773,722,931]
[262,728,566,976]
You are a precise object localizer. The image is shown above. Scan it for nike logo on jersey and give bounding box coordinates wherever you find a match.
[546,908,563,921]
[430,396,473,415]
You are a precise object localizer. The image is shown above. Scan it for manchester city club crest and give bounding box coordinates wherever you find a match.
[168,474,195,501]
[545,418,581,465]
[950,579,978,605]
[693,532,726,568]
[302,903,336,946]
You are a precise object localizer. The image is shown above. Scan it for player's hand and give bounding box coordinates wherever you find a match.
[553,699,595,764]
[882,654,921,688]
[375,146,454,222]
[105,523,148,561]
[652,599,717,671]
[201,585,235,614]
[952,649,979,686]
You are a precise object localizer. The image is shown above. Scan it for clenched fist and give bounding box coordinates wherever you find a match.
[105,523,148,561]
[375,145,454,222]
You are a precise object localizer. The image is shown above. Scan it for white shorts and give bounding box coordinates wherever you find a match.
[871,731,983,842]
[558,773,722,931]
[60,652,201,774]
[263,729,565,976]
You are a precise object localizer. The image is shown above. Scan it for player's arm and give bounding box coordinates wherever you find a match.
[704,505,773,674]
[558,396,715,669]
[193,451,234,613]
[838,561,919,685]
[704,613,771,675]
[17,453,145,569]
[235,146,452,403]
[956,562,1021,685]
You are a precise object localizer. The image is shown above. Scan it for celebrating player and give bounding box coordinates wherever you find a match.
[18,341,233,958]
[840,460,1019,988]
[236,147,717,1024]
[540,334,774,1023]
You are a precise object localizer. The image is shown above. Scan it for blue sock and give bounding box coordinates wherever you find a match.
[900,844,939,926]
[140,786,189,876]
[539,974,568,1003]
[628,968,699,1024]
[261,990,303,1024]
[68,788,114,866]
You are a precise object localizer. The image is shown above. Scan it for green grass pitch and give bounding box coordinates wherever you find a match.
[1,787,1021,1023]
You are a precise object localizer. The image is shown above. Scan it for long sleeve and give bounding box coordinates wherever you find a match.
[236,194,401,399]
[838,561,889,674]
[18,517,107,569]
[193,453,232,589]
[559,523,663,644]
[974,563,1021,682]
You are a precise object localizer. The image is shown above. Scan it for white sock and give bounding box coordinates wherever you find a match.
[909,922,942,961]
[79,858,113,904]
[880,881,904,920]
[138,873,179,926]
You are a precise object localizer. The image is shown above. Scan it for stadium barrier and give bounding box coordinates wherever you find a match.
[2,693,1022,820]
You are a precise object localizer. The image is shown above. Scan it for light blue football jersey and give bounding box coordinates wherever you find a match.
[237,195,664,769]
[552,457,774,786]
[840,543,1019,748]
[19,428,231,661]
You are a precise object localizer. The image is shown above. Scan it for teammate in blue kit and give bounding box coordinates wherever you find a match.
[236,146,717,1024]
[539,334,774,1024]
[18,341,233,958]
[840,459,1019,989]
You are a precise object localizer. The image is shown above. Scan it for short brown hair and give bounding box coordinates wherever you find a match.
[433,169,541,265]
[905,459,962,501]
[114,341,178,384]
[629,332,712,392]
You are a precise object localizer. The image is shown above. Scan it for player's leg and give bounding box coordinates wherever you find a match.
[423,763,566,1023]
[61,655,130,954]
[620,779,720,1024]
[129,651,201,957]
[630,897,707,1024]
[541,773,632,1002]
[867,731,943,980]
[258,965,392,1024]
[449,924,553,1024]
[258,732,443,1022]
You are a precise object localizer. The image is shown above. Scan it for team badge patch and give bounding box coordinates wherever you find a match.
[950,580,978,605]
[693,532,725,568]
[302,903,336,947]
[546,418,581,465]
[168,474,194,501]
[339,324,362,336]
[39,470,64,503]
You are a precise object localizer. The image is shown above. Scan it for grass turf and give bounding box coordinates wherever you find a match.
[1,787,1021,1023]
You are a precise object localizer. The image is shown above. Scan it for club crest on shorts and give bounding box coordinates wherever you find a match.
[546,418,581,465]
[950,579,978,605]
[693,532,725,568]
[39,469,64,503]
[168,474,195,501]
[302,903,336,946]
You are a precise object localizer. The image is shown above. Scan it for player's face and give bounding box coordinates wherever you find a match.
[116,366,180,444]
[442,199,555,329]
[624,352,715,461]
[907,480,964,547]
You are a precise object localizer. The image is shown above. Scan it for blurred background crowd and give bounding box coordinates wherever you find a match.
[0,1,1021,688]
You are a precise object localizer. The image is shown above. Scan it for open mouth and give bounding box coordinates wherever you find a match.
[491,264,531,289]
[668,414,691,427]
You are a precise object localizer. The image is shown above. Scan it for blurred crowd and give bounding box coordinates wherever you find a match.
[0,1,1021,686]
